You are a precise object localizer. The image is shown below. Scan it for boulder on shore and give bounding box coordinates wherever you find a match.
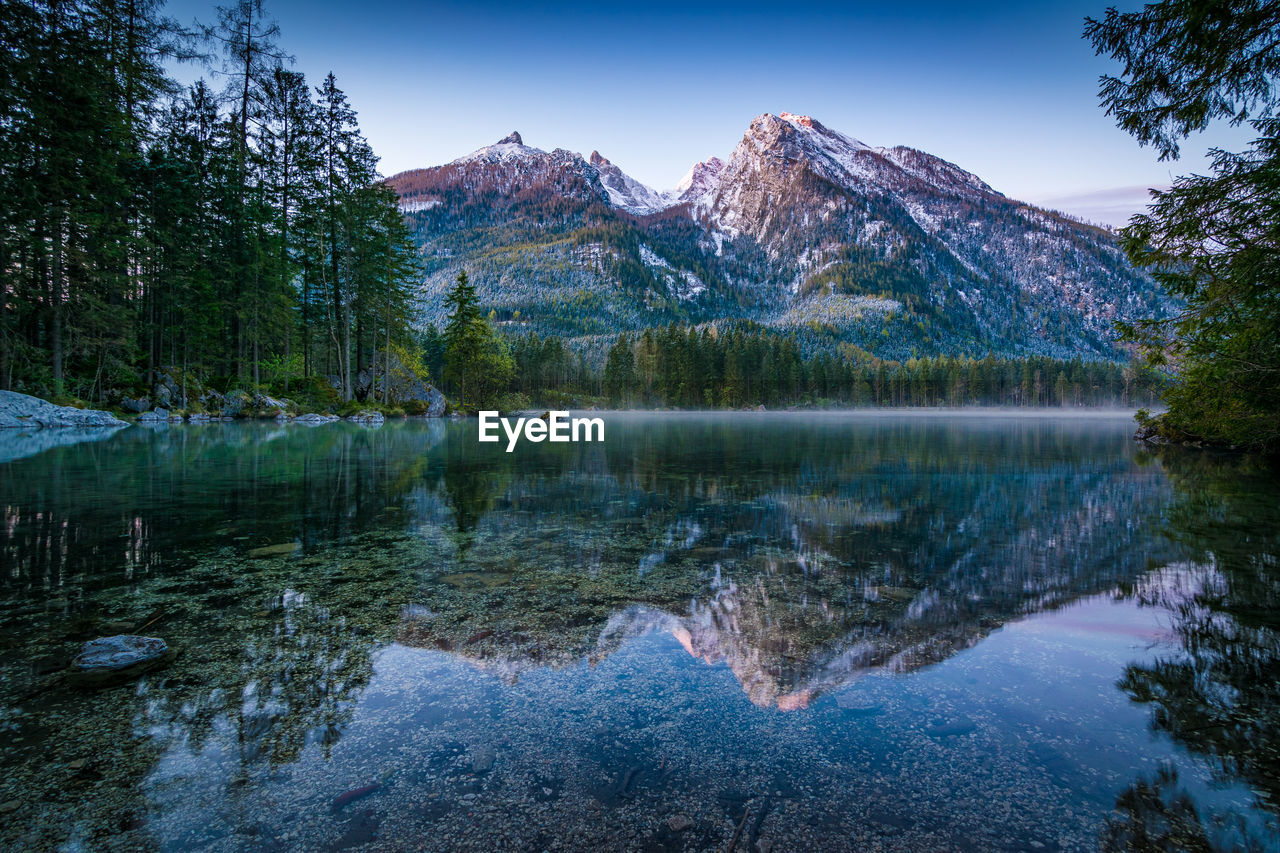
[294,413,340,424]
[252,393,290,415]
[68,635,177,687]
[0,391,128,429]
[353,352,448,417]
[221,389,252,417]
[346,410,385,424]
[153,368,200,409]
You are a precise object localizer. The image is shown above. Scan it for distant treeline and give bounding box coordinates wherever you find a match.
[421,322,1166,410]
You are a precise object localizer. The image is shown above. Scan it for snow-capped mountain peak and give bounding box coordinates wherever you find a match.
[671,156,725,208]
[777,111,869,149]
[387,110,1167,364]
[451,131,543,165]
[588,150,669,215]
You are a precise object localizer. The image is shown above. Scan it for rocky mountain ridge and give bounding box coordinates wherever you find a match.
[388,113,1167,361]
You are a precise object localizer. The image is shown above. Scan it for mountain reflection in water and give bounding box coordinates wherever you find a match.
[0,413,1276,852]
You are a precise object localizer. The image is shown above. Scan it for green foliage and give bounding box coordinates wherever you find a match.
[290,374,342,411]
[1089,0,1280,453]
[508,324,1165,409]
[0,0,420,404]
[442,271,515,411]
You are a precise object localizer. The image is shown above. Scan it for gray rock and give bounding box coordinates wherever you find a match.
[137,408,169,422]
[220,390,251,417]
[469,743,496,773]
[0,391,128,429]
[345,410,385,424]
[666,815,693,832]
[414,385,448,418]
[154,369,199,409]
[294,413,340,424]
[353,352,448,416]
[68,635,177,687]
[252,393,290,414]
[120,396,150,413]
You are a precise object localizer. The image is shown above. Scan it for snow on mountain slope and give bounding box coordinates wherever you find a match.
[386,114,1169,361]
[589,151,669,215]
[669,156,726,209]
[450,131,543,165]
[681,112,1165,355]
[389,131,610,209]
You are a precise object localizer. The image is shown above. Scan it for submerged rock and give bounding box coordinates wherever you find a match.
[469,743,496,773]
[330,783,380,813]
[666,815,693,832]
[249,542,300,559]
[0,391,128,429]
[68,635,176,687]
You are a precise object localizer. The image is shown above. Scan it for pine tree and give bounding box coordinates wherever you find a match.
[1087,0,1280,451]
[443,271,511,411]
[604,333,635,407]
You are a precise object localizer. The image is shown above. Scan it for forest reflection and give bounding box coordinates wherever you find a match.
[1105,449,1280,852]
[0,416,1276,851]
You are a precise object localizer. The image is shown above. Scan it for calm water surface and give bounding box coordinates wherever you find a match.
[1,413,1277,852]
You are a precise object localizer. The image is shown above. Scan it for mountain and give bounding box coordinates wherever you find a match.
[589,150,669,215]
[670,156,725,208]
[387,114,1167,360]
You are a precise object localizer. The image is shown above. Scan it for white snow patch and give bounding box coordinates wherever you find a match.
[638,244,706,300]
[451,141,545,165]
[399,199,442,213]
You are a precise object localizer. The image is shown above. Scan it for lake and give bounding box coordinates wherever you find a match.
[1,412,1277,852]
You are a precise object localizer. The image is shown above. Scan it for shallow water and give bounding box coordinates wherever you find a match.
[0,412,1277,852]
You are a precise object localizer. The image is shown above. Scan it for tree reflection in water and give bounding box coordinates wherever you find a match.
[0,416,1277,851]
[1109,449,1280,853]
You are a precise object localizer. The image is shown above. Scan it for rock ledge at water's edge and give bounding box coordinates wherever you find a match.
[0,391,128,428]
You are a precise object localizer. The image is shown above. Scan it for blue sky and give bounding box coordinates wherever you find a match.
[168,0,1252,225]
